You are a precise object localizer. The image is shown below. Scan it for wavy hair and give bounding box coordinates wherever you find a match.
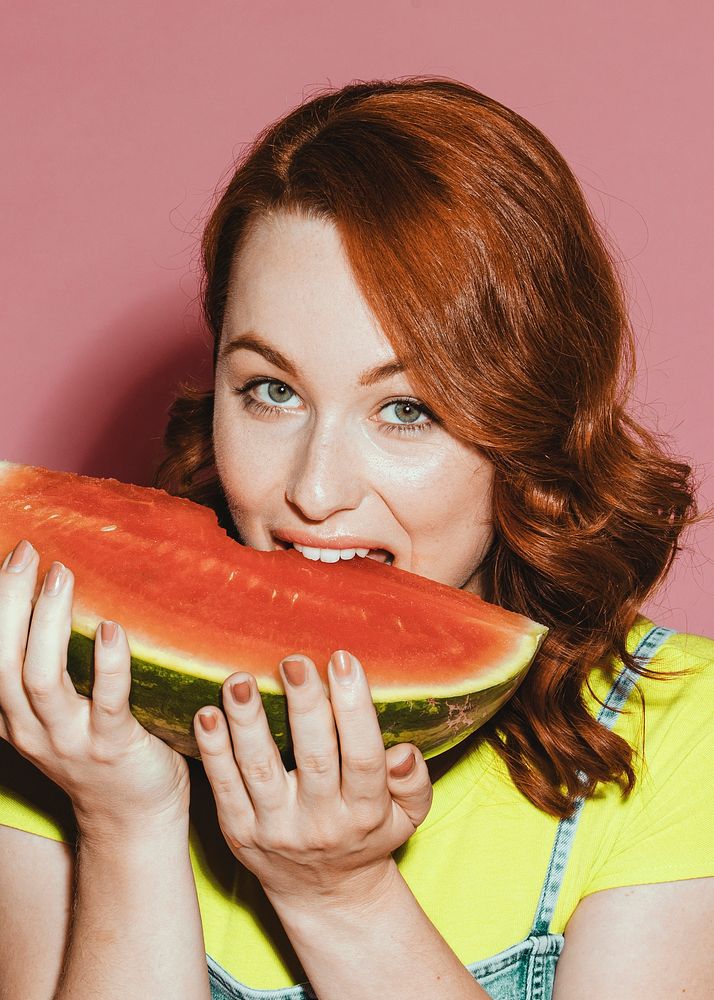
[154,76,707,818]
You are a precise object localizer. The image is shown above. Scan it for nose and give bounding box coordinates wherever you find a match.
[284,418,364,521]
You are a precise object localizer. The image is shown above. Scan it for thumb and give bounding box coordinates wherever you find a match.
[385,744,433,827]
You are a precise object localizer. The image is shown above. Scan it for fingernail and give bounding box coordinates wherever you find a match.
[330,649,357,686]
[231,679,252,704]
[198,711,218,732]
[281,656,308,687]
[99,621,118,646]
[389,751,416,778]
[43,562,66,596]
[5,540,33,573]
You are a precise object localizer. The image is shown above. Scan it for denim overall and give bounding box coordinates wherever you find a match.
[207,625,676,1000]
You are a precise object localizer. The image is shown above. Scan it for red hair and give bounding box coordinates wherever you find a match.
[154,77,707,817]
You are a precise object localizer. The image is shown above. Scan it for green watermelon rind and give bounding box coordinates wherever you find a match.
[67,630,537,763]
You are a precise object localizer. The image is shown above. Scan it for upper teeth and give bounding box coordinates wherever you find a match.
[292,543,371,563]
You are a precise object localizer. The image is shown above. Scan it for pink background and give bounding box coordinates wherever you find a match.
[1,1,711,635]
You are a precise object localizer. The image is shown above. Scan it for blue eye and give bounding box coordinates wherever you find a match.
[232,378,435,436]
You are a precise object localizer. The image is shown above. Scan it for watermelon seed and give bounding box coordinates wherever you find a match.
[100,525,118,532]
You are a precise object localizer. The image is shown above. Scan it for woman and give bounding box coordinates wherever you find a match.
[0,77,712,1000]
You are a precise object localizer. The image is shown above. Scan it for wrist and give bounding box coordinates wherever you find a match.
[267,858,401,937]
[75,806,190,854]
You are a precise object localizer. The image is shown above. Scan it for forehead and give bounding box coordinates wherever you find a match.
[221,211,399,377]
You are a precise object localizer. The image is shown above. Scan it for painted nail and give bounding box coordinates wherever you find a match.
[99,621,118,646]
[231,679,252,704]
[198,711,218,732]
[5,540,33,573]
[281,656,308,687]
[43,562,66,596]
[389,751,416,778]
[331,649,356,686]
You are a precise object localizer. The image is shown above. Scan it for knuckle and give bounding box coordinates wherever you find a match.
[299,750,334,776]
[223,830,249,854]
[92,699,126,719]
[94,663,127,698]
[86,742,115,765]
[259,832,286,854]
[7,725,42,764]
[315,823,347,852]
[4,720,28,752]
[23,673,55,700]
[351,803,382,835]
[200,739,228,760]
[47,730,78,759]
[286,690,324,717]
[303,829,336,853]
[243,755,279,784]
[212,773,239,799]
[343,752,384,776]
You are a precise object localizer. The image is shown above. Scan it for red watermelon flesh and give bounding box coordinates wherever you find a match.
[0,461,548,759]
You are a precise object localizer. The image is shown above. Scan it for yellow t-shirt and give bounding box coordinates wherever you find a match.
[1,613,712,990]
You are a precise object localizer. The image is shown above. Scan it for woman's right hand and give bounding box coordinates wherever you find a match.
[0,539,191,838]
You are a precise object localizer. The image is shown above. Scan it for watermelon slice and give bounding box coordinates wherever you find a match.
[0,461,547,761]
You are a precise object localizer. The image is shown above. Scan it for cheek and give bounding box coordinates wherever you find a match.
[387,447,491,518]
[212,395,275,501]
[431,459,494,549]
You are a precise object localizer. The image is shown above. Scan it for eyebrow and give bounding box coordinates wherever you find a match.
[220,332,407,387]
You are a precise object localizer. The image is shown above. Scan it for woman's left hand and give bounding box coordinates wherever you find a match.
[193,649,433,909]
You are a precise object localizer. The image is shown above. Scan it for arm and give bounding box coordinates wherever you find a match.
[0,820,209,1000]
[270,859,490,1000]
[552,878,714,999]
[58,817,207,1000]
[194,648,490,1000]
[273,874,714,1000]
[0,825,73,999]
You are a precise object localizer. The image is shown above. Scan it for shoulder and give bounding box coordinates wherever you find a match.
[639,619,714,679]
[586,615,714,755]
[594,615,714,803]
[573,616,714,898]
[554,876,714,997]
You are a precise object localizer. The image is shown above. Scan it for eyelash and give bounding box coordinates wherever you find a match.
[232,377,435,436]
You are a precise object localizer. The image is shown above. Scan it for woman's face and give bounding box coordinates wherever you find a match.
[213,211,495,596]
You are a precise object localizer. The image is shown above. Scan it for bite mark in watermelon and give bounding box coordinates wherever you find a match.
[0,461,548,761]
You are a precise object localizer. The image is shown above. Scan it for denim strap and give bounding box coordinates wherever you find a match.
[530,625,677,937]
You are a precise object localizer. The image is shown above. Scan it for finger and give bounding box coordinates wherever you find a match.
[89,621,137,736]
[385,744,433,828]
[327,650,388,806]
[21,560,81,729]
[279,655,340,802]
[220,673,289,813]
[194,707,254,823]
[0,541,42,730]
